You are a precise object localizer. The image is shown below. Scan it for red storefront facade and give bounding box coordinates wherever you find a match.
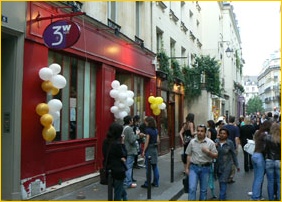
[21,2,156,198]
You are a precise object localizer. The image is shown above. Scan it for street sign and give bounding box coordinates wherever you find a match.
[43,19,81,50]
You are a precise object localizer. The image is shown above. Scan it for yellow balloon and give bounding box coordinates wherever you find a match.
[148,96,155,104]
[155,97,163,104]
[150,103,158,110]
[41,80,53,93]
[50,87,59,95]
[153,108,161,116]
[36,103,49,116]
[42,125,56,142]
[40,114,53,127]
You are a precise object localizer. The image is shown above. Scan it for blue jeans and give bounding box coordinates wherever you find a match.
[251,153,265,200]
[143,160,159,186]
[124,155,135,187]
[219,182,227,200]
[265,159,281,200]
[113,179,127,200]
[188,164,210,200]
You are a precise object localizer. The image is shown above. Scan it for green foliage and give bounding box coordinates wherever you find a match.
[182,55,222,101]
[235,50,243,76]
[157,52,221,101]
[234,81,245,94]
[246,96,264,115]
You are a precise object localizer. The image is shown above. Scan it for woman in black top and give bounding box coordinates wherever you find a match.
[240,116,256,172]
[102,122,128,200]
[207,120,217,142]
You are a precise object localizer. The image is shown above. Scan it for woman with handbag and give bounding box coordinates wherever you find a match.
[102,122,128,201]
[179,113,195,173]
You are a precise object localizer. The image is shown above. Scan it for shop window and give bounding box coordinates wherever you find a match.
[116,73,145,119]
[48,51,96,141]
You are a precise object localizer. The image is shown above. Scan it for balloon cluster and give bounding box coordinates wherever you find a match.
[39,63,67,95]
[109,80,134,120]
[36,63,67,142]
[148,96,166,116]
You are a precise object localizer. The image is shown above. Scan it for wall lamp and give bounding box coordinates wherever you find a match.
[225,46,233,58]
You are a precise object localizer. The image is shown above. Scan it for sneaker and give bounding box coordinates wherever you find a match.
[248,192,253,196]
[128,183,137,188]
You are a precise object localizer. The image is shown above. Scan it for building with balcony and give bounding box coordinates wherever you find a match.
[243,76,259,104]
[258,50,281,112]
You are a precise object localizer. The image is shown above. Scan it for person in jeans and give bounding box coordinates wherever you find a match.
[251,120,272,200]
[141,116,160,188]
[102,122,128,200]
[239,116,256,172]
[265,122,280,200]
[123,115,138,188]
[185,124,218,200]
[215,128,240,200]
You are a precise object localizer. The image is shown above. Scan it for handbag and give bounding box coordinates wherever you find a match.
[99,168,108,185]
[243,139,255,155]
[182,175,189,193]
[100,143,112,185]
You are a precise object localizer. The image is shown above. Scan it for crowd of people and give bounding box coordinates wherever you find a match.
[102,110,280,200]
[180,111,280,201]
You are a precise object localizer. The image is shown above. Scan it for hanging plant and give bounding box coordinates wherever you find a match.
[156,50,174,90]
[182,55,222,102]
[234,81,245,94]
[171,59,184,83]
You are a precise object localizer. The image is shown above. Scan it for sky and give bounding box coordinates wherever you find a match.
[231,1,281,76]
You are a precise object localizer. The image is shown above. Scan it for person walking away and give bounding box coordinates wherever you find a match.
[215,128,240,200]
[250,120,272,200]
[222,115,240,183]
[253,116,261,131]
[185,124,218,200]
[141,116,160,188]
[265,122,281,200]
[240,116,256,172]
[102,122,128,200]
[207,120,217,199]
[123,115,138,188]
[179,113,195,173]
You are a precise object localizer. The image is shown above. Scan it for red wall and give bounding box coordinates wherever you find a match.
[22,2,156,187]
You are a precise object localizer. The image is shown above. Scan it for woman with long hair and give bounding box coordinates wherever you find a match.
[102,122,128,200]
[250,120,272,200]
[265,123,281,200]
[141,116,160,188]
[179,113,195,172]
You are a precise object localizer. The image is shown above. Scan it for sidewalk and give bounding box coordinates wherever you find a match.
[50,147,185,200]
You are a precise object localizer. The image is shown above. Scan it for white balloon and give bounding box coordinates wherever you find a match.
[118,92,127,101]
[119,84,128,92]
[119,111,128,119]
[109,89,119,98]
[48,99,63,112]
[110,106,119,113]
[51,75,67,89]
[127,90,134,98]
[39,67,53,81]
[124,106,130,113]
[49,111,60,121]
[125,97,134,106]
[49,63,61,75]
[114,112,120,119]
[118,103,126,109]
[111,80,120,89]
[114,100,120,107]
[159,102,166,110]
